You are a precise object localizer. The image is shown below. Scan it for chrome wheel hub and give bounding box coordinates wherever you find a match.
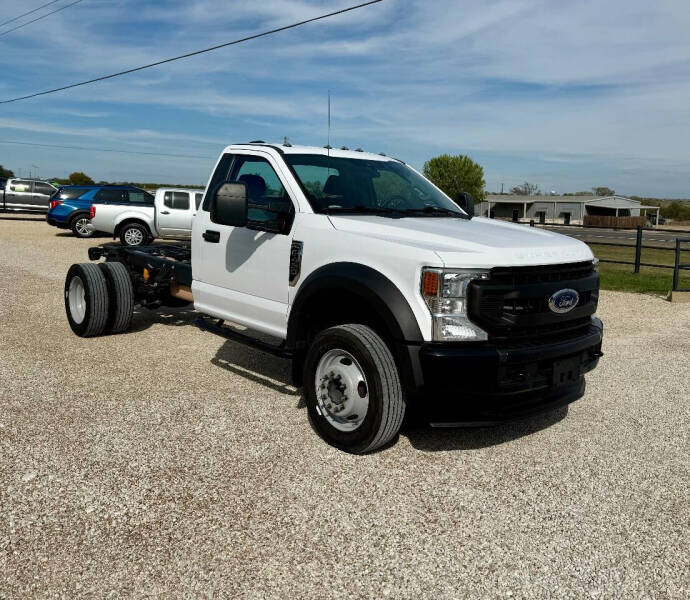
[67,275,86,324]
[75,218,94,236]
[314,349,369,432]
[124,228,144,245]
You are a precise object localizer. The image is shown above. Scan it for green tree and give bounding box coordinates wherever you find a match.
[423,154,485,202]
[68,171,95,185]
[592,186,615,196]
[0,165,14,178]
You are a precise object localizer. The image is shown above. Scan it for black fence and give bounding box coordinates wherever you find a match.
[673,238,690,292]
[526,222,690,292]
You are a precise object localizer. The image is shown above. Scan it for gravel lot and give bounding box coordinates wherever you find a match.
[1,216,688,599]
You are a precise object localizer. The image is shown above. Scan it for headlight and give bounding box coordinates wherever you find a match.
[420,268,489,341]
[592,257,599,272]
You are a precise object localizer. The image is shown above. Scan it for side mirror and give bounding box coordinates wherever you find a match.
[211,181,247,227]
[456,192,475,219]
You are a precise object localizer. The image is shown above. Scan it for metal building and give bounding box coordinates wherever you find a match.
[474,195,660,225]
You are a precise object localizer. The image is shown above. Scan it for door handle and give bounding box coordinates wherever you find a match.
[160,210,170,215]
[203,230,220,243]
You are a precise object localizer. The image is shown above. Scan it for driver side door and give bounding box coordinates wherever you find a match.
[193,152,296,338]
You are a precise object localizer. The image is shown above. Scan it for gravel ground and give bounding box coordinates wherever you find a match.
[1,216,688,599]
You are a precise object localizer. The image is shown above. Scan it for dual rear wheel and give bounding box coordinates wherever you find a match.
[64,262,133,337]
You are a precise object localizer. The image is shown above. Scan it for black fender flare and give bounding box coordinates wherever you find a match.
[287,262,423,346]
[286,263,424,390]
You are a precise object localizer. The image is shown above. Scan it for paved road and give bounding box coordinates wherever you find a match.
[1,218,689,598]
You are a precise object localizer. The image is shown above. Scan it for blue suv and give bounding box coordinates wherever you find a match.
[46,185,145,238]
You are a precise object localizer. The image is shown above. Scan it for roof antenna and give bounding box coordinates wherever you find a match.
[327,90,331,173]
[328,90,331,153]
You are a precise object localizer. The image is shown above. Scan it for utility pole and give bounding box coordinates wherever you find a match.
[32,164,39,179]
[500,183,504,194]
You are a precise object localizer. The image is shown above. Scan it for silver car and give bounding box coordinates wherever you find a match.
[2,178,57,213]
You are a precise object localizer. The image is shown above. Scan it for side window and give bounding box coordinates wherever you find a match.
[10,180,33,192]
[195,193,203,210]
[34,182,56,196]
[95,189,124,203]
[164,191,190,210]
[230,156,288,223]
[127,190,154,205]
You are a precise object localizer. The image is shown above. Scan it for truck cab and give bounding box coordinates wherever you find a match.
[153,187,205,239]
[65,142,603,454]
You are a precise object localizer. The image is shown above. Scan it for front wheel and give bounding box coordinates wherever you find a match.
[120,223,149,246]
[303,324,405,454]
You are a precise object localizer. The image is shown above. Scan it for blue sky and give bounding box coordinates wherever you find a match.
[1,0,689,196]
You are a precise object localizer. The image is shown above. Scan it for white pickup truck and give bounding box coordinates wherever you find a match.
[89,187,204,246]
[64,142,603,453]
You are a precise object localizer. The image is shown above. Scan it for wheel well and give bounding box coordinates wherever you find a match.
[115,218,151,238]
[289,288,401,387]
[69,211,90,224]
[286,263,424,390]
[298,288,394,347]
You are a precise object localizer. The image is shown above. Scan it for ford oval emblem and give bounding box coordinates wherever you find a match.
[548,288,580,314]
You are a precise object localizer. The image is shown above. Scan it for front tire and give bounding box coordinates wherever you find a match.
[64,263,110,337]
[70,214,95,238]
[303,324,405,454]
[120,223,149,247]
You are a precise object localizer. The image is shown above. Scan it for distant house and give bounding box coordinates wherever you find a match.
[475,195,660,225]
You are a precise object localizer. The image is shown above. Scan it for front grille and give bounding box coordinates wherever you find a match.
[490,261,595,285]
[468,261,599,342]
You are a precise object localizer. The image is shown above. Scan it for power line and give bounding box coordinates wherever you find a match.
[0,139,214,160]
[0,0,84,37]
[0,0,383,104]
[0,0,62,28]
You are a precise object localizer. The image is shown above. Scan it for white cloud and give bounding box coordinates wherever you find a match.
[1,0,689,194]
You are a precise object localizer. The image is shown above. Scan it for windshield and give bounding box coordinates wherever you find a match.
[283,154,465,217]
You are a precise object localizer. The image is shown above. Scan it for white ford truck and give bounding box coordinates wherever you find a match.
[89,187,204,246]
[64,142,603,453]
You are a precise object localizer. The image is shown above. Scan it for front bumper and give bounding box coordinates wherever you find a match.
[407,317,603,423]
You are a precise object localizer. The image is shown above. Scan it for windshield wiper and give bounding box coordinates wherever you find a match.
[322,205,404,218]
[399,206,467,218]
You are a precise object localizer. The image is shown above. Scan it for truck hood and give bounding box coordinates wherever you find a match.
[327,215,593,267]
